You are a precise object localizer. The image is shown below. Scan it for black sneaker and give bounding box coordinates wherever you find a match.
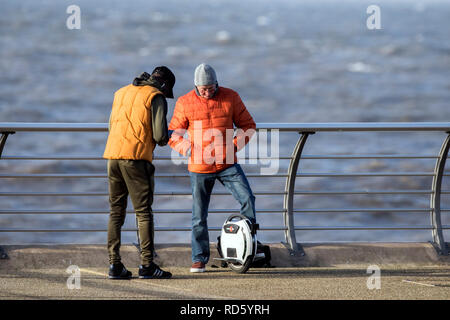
[108,262,132,280]
[139,263,172,279]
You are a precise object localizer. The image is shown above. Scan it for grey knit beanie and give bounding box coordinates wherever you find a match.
[194,63,217,86]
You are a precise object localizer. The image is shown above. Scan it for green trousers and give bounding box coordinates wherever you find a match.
[107,159,155,266]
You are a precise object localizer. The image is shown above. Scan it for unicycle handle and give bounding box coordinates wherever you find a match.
[225,214,250,223]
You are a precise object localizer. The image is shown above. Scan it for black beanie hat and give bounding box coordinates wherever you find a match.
[151,66,176,99]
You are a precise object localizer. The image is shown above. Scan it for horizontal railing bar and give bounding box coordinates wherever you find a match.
[0,123,108,132]
[0,226,288,232]
[0,174,108,178]
[1,155,440,160]
[0,192,110,197]
[0,173,288,178]
[0,210,115,214]
[0,155,294,161]
[0,191,287,196]
[1,156,105,160]
[2,225,448,232]
[2,122,450,132]
[293,190,440,195]
[1,172,447,179]
[297,172,437,177]
[0,228,139,232]
[260,123,450,132]
[151,226,287,231]
[293,225,441,230]
[294,208,431,213]
[2,190,447,197]
[302,155,439,159]
[1,208,438,214]
[0,209,285,214]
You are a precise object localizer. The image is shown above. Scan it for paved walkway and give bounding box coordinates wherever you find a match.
[0,243,449,300]
[1,265,449,300]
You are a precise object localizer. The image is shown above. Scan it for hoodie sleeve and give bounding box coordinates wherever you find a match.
[151,94,170,146]
[168,98,191,156]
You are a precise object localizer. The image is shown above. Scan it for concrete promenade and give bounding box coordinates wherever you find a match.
[0,243,449,300]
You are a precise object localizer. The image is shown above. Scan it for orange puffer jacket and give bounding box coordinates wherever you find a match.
[169,87,256,173]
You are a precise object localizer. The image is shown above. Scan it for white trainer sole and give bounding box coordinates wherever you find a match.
[190,267,206,273]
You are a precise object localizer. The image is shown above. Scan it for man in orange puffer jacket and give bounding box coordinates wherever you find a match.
[169,64,257,273]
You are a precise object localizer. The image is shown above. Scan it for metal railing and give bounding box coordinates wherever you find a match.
[0,122,449,255]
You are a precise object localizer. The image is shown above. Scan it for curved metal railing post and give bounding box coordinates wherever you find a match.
[0,132,15,158]
[283,132,313,254]
[430,133,450,255]
[0,131,14,259]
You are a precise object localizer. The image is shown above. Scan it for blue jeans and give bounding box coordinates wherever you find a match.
[189,164,256,264]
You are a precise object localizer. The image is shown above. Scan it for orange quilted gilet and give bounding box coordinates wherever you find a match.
[103,84,162,162]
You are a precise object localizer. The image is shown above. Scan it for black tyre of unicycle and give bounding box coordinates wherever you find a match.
[228,228,256,273]
[228,255,254,274]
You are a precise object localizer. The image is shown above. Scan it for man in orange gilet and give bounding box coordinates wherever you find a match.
[103,66,175,279]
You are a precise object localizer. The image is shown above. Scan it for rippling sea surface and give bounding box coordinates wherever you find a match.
[1,0,450,244]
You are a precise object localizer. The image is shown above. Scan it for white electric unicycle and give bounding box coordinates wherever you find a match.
[215,214,264,274]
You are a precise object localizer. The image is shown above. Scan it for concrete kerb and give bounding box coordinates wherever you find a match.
[0,242,448,270]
